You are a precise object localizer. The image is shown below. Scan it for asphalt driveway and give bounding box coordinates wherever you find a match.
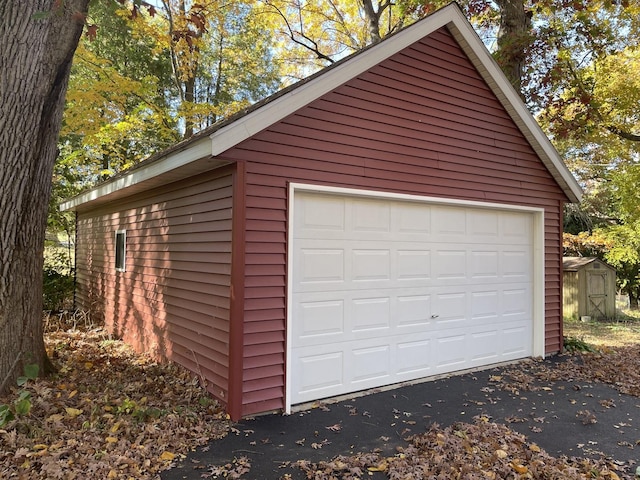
[162,356,639,479]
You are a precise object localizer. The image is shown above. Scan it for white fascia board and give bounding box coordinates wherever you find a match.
[209,4,462,157]
[60,137,212,211]
[447,20,583,204]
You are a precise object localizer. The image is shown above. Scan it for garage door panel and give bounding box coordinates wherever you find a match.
[503,285,532,317]
[502,249,532,279]
[397,250,431,280]
[502,325,531,355]
[434,250,467,280]
[352,297,391,331]
[396,337,433,376]
[432,206,467,238]
[434,333,467,369]
[353,199,391,233]
[396,294,432,327]
[352,249,391,281]
[349,344,391,384]
[290,192,535,406]
[298,248,345,285]
[469,330,500,363]
[470,251,499,279]
[296,298,345,340]
[502,212,532,244]
[469,211,500,239]
[470,290,500,320]
[295,350,344,399]
[394,203,432,236]
[295,195,346,236]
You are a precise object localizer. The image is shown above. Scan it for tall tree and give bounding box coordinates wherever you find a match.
[533,0,640,143]
[122,0,281,139]
[0,0,89,393]
[61,0,179,183]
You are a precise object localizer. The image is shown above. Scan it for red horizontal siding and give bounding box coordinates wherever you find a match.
[75,169,235,406]
[228,26,569,416]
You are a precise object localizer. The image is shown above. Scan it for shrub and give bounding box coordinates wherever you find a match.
[43,267,74,312]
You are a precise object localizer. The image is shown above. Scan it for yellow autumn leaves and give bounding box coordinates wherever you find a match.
[0,329,229,479]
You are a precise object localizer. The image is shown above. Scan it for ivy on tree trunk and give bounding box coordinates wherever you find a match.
[0,0,89,393]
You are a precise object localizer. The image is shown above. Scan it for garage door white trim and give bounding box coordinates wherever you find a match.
[285,183,545,413]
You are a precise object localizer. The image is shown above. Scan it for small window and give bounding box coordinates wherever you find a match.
[115,230,126,272]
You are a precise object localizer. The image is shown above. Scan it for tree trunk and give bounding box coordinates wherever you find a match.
[0,0,89,393]
[184,75,196,139]
[361,0,382,44]
[628,288,639,310]
[494,0,531,96]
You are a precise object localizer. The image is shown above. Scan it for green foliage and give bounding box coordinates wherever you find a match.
[563,336,595,353]
[0,364,38,428]
[57,0,283,212]
[13,391,32,415]
[595,223,640,308]
[43,267,75,312]
[0,404,13,426]
[43,241,75,312]
[17,364,39,388]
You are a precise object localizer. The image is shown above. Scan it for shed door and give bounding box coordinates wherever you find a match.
[587,270,608,319]
[289,191,534,405]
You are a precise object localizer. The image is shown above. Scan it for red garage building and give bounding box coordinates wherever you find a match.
[62,3,582,420]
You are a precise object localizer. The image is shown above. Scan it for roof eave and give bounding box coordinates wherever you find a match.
[60,136,220,212]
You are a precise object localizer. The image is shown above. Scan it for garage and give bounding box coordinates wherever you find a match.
[67,2,580,419]
[288,186,544,407]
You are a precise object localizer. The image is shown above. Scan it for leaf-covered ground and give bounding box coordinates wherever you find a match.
[294,418,625,480]
[3,326,640,479]
[0,328,230,479]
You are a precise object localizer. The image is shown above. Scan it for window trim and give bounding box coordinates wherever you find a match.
[115,229,126,272]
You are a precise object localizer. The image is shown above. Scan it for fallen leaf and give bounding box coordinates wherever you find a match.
[368,461,388,472]
[511,462,528,474]
[65,407,83,418]
[159,451,176,461]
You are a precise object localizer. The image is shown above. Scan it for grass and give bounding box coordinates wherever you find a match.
[564,309,640,348]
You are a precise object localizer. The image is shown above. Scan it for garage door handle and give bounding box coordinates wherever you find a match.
[431,314,439,318]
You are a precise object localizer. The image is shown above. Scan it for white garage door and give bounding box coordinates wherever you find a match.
[289,190,535,405]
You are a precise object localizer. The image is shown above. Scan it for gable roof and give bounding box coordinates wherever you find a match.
[61,2,582,212]
[563,256,615,272]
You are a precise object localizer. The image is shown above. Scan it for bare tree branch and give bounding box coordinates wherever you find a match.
[606,126,640,142]
[263,0,335,63]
